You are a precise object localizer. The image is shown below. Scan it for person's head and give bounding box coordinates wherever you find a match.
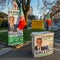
[36,38,42,47]
[9,16,14,25]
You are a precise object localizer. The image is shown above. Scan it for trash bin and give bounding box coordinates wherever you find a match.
[31,31,54,57]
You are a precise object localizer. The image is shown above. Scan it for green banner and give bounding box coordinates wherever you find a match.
[8,35,23,45]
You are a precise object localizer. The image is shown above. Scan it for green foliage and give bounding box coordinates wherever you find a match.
[0,17,3,26]
[0,20,8,28]
[23,29,44,43]
[0,12,8,27]
[0,12,7,17]
[0,32,8,43]
[0,27,7,30]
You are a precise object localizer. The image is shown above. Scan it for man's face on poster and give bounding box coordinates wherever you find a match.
[36,38,42,47]
[9,16,14,25]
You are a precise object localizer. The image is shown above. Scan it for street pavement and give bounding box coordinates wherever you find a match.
[54,30,60,45]
[0,42,60,60]
[0,47,12,56]
[0,43,12,56]
[0,44,6,48]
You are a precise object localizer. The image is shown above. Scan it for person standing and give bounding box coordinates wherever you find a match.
[45,13,52,30]
[45,19,52,30]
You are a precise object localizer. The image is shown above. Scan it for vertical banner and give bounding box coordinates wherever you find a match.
[18,5,26,30]
[8,10,23,45]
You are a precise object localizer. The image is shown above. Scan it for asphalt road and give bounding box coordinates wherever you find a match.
[0,42,60,60]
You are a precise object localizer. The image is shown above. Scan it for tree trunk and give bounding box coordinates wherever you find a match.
[24,11,29,29]
[25,12,28,24]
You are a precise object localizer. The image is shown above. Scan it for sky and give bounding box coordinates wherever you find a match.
[0,0,57,19]
[0,0,12,14]
[30,0,44,19]
[30,0,57,19]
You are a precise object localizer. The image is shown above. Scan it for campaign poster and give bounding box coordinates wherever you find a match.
[8,10,23,45]
[31,32,54,57]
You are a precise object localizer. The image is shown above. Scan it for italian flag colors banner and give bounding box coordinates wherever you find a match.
[18,5,26,30]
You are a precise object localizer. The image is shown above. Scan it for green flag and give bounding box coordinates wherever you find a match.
[46,13,50,19]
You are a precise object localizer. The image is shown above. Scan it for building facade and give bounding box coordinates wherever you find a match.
[51,1,60,25]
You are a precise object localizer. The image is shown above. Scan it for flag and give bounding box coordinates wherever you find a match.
[45,19,52,26]
[45,13,52,26]
[18,5,26,30]
[46,13,50,19]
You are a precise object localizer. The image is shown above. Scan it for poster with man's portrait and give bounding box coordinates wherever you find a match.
[32,32,54,57]
[8,10,23,45]
[8,10,20,32]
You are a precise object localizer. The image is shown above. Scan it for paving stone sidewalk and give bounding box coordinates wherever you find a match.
[0,43,12,56]
[0,30,8,33]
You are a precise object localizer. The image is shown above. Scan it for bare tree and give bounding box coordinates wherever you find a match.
[0,0,6,9]
[50,0,60,17]
[42,0,58,12]
[37,0,58,18]
[0,0,31,26]
[16,0,31,25]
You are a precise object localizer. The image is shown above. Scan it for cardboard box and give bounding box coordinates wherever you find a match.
[31,31,54,57]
